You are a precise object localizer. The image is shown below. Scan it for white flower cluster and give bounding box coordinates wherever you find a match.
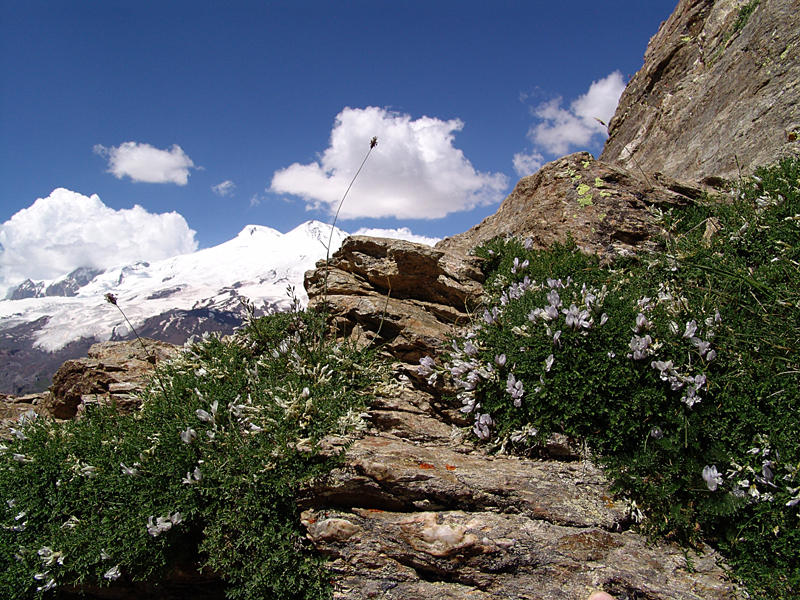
[725,436,788,505]
[427,262,611,443]
[33,546,66,592]
[9,408,37,441]
[629,289,719,409]
[146,511,182,537]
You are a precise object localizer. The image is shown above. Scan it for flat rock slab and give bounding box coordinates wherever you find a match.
[301,436,627,529]
[301,435,742,599]
[303,507,738,600]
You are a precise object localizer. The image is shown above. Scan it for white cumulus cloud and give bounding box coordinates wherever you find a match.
[94,142,196,185]
[526,71,625,157]
[212,180,236,197]
[512,151,545,177]
[0,188,197,297]
[270,107,508,220]
[351,227,440,246]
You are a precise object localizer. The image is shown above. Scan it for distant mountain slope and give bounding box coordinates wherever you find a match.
[0,220,347,394]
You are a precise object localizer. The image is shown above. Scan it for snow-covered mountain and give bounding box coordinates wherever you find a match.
[0,220,348,394]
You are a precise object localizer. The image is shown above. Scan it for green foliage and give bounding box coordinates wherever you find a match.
[424,157,799,598]
[734,0,761,34]
[709,0,761,65]
[0,302,379,599]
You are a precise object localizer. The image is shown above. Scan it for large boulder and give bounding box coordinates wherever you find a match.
[305,236,485,362]
[297,379,743,600]
[44,338,179,419]
[600,0,800,183]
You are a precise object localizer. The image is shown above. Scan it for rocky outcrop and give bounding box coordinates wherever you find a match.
[295,169,745,598]
[1,338,176,436]
[305,236,485,362]
[436,152,700,258]
[44,338,178,419]
[601,0,800,184]
[297,368,742,600]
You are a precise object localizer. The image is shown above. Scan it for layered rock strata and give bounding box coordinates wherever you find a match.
[600,0,800,183]
[305,236,485,362]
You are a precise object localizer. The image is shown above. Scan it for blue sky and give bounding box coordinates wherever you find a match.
[0,0,678,293]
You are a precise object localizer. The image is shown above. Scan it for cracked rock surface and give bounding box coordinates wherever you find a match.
[299,376,742,600]
[601,0,800,183]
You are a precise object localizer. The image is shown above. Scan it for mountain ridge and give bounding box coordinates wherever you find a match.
[0,219,348,394]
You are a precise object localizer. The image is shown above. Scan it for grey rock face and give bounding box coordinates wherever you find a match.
[600,0,800,183]
[435,152,698,259]
[9,279,45,300]
[45,267,104,297]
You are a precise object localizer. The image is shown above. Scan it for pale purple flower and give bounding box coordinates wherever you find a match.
[702,465,723,491]
[563,304,581,329]
[495,354,507,367]
[599,313,609,326]
[692,337,712,357]
[103,565,122,581]
[473,413,493,440]
[547,289,562,308]
[628,335,652,360]
[545,354,554,372]
[581,283,597,309]
[511,257,528,273]
[418,356,436,376]
[682,386,701,408]
[182,466,203,485]
[483,306,501,325]
[543,305,559,321]
[120,463,140,477]
[180,427,197,444]
[650,360,675,381]
[463,341,479,357]
[506,373,524,407]
[9,428,27,441]
[35,576,57,592]
[524,238,533,250]
[683,320,698,339]
[460,394,479,414]
[196,409,214,423]
[147,512,182,537]
[706,349,717,362]
[634,312,651,333]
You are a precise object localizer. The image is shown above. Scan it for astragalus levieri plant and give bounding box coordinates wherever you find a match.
[0,299,380,600]
[420,156,800,599]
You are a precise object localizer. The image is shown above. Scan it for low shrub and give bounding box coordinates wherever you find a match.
[0,299,379,599]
